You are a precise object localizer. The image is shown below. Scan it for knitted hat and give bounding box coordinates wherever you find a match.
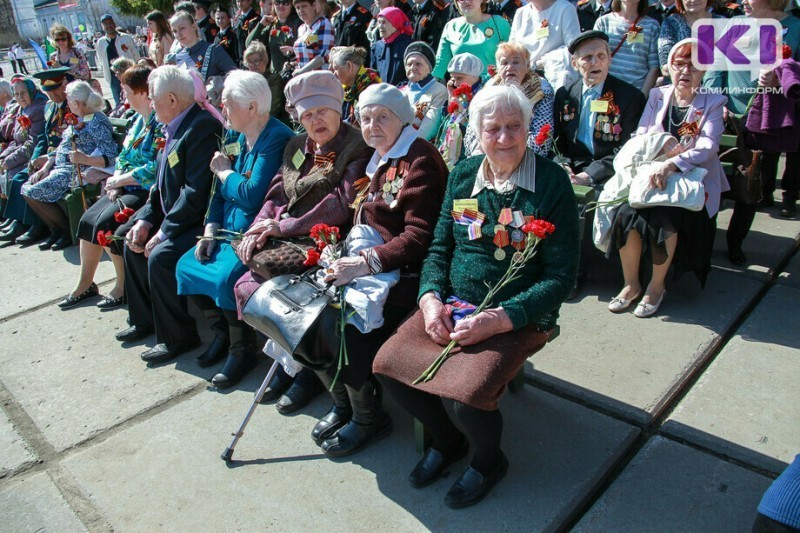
[404,41,436,72]
[285,70,344,117]
[357,83,414,126]
[447,53,484,78]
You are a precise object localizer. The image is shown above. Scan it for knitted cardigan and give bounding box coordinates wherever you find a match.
[418,153,580,331]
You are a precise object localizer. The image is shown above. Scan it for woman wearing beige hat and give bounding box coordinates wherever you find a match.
[233,70,372,414]
[308,83,449,458]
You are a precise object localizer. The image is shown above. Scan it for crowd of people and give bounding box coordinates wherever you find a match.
[0,0,799,511]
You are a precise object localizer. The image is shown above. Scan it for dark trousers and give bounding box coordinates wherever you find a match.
[2,171,39,226]
[15,59,29,75]
[762,151,800,201]
[109,75,122,106]
[123,227,201,345]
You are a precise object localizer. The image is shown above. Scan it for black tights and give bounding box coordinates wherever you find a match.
[23,198,67,234]
[377,374,504,474]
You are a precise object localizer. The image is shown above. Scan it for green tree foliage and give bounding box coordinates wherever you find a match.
[109,0,175,17]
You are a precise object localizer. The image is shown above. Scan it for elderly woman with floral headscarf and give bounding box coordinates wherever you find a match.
[371,7,414,86]
[465,41,555,157]
[330,45,382,126]
[21,80,118,251]
[0,78,47,243]
[433,52,484,169]
[399,41,448,141]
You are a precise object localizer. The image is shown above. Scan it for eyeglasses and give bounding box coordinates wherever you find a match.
[54,37,68,42]
[244,58,263,67]
[670,61,699,72]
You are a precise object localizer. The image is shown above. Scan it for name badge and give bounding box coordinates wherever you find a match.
[168,150,180,168]
[453,198,478,212]
[535,27,550,39]
[590,100,609,113]
[70,57,79,65]
[224,142,241,157]
[627,32,644,44]
[291,149,305,169]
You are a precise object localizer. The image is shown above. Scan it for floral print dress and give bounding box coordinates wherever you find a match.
[22,112,117,203]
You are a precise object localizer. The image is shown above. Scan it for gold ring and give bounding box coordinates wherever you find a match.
[326,268,334,274]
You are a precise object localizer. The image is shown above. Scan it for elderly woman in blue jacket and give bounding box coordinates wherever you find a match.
[176,70,294,388]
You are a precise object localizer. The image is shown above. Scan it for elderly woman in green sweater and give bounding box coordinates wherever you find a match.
[373,84,579,509]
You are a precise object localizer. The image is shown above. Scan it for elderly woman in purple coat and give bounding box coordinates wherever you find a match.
[606,38,728,318]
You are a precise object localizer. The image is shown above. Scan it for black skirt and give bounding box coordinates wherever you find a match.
[606,203,717,287]
[76,190,149,255]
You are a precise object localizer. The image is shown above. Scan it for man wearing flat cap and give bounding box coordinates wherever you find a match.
[553,31,645,191]
[5,68,74,245]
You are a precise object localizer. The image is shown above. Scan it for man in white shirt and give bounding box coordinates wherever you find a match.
[95,14,140,105]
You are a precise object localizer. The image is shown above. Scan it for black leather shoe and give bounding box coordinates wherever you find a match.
[320,414,392,457]
[57,283,99,309]
[728,246,747,266]
[141,338,200,364]
[259,365,294,404]
[15,225,48,246]
[444,454,509,509]
[96,294,126,310]
[0,221,24,242]
[409,440,470,489]
[275,372,323,414]
[195,335,229,368]
[311,404,352,445]
[211,353,256,388]
[51,234,73,251]
[781,198,797,218]
[0,219,11,230]
[38,231,61,251]
[115,325,154,342]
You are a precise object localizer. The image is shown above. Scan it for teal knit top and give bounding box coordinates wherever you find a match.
[418,153,580,331]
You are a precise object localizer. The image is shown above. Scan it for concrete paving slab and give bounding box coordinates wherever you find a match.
[62,370,638,531]
[0,243,116,321]
[715,202,800,278]
[531,268,762,424]
[0,302,210,453]
[0,409,37,478]
[575,436,773,532]
[0,472,87,533]
[663,285,800,473]
[777,251,800,288]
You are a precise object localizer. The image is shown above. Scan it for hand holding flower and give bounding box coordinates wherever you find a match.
[323,256,369,286]
[209,151,232,179]
[449,308,513,346]
[420,293,454,346]
[69,150,91,165]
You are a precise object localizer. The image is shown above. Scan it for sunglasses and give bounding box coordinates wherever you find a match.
[54,37,68,42]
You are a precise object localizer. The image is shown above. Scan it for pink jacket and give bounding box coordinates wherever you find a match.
[635,86,730,218]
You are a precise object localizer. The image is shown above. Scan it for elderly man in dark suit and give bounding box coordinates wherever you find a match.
[553,31,646,191]
[116,65,222,363]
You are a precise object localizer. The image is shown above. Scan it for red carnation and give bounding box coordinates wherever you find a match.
[783,44,793,60]
[452,83,472,99]
[270,29,278,36]
[281,25,291,33]
[154,137,166,151]
[17,115,32,129]
[303,248,321,266]
[447,101,459,114]
[64,113,79,126]
[96,230,112,247]
[522,219,556,239]
[534,124,552,146]
[488,64,497,77]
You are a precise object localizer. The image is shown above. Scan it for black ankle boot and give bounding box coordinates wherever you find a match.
[311,370,352,445]
[320,380,392,457]
[275,367,323,414]
[781,196,797,218]
[196,307,229,368]
[259,364,294,404]
[211,313,256,389]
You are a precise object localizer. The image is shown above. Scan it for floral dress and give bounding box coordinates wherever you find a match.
[49,48,91,81]
[22,113,117,203]
[115,113,162,191]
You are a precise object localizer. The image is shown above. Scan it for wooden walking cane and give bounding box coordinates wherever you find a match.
[71,138,88,211]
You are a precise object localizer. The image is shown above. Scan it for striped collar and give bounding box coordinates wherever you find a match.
[472,148,536,196]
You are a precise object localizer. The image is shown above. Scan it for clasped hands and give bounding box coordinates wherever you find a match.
[419,292,513,347]
[236,218,282,263]
[125,220,162,258]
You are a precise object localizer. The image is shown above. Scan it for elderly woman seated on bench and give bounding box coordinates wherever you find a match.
[21,80,118,251]
[373,85,579,509]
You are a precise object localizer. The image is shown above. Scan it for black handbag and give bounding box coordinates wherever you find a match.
[241,269,338,369]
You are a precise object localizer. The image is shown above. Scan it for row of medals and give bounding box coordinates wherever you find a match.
[492,223,526,261]
[595,113,622,142]
[381,167,404,209]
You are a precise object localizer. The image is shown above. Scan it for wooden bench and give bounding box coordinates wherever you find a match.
[414,324,561,453]
[58,117,132,245]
